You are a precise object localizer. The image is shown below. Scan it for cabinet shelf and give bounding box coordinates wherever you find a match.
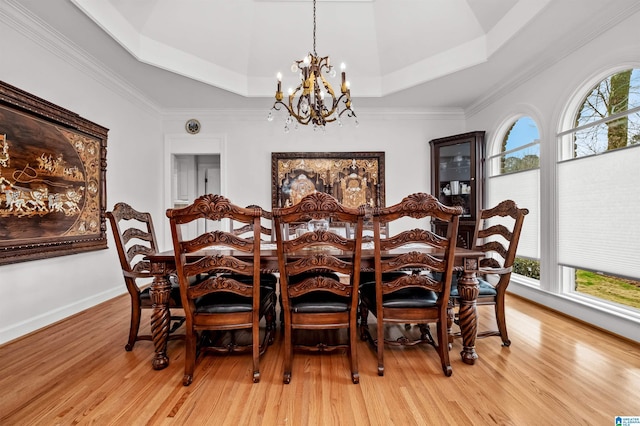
[429,131,485,248]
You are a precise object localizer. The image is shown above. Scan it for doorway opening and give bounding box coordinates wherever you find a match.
[163,133,226,246]
[171,154,221,239]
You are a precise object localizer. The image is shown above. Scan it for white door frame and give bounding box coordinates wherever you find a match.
[163,133,227,249]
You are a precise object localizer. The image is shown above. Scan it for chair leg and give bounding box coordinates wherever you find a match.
[349,320,359,384]
[359,303,369,341]
[495,296,511,346]
[183,329,197,386]
[265,302,276,346]
[283,314,292,384]
[418,324,434,344]
[252,321,261,383]
[377,315,384,376]
[437,320,452,377]
[275,283,284,332]
[126,295,142,351]
[270,293,278,337]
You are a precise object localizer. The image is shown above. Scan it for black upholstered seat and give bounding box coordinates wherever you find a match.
[194,286,276,314]
[360,282,438,313]
[449,277,497,298]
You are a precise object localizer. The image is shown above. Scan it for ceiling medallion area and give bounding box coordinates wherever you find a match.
[268,0,357,132]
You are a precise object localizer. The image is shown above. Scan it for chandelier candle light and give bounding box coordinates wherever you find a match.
[268,0,357,131]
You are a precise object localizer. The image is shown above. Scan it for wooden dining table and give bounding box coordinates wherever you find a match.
[146,243,485,371]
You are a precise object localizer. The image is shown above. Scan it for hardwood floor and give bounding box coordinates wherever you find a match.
[1,293,639,425]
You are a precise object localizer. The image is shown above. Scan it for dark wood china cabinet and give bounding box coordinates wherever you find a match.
[429,131,485,248]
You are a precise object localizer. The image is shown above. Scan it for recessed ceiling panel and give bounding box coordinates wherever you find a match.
[70,0,553,97]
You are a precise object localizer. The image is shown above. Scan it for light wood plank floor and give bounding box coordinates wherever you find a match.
[1,293,639,425]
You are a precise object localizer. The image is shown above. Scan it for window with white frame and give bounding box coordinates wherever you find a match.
[487,116,540,282]
[558,68,640,310]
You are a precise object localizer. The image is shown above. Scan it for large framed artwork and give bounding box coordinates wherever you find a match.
[271,152,385,210]
[0,81,108,265]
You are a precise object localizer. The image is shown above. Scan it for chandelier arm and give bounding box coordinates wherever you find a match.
[279,100,311,125]
[278,84,313,126]
[338,105,357,118]
[319,74,345,118]
[320,101,338,120]
[303,71,315,96]
[295,95,305,115]
[319,74,338,101]
[289,90,312,125]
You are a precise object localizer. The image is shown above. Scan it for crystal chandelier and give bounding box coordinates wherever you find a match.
[268,0,357,132]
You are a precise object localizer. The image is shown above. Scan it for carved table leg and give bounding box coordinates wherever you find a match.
[457,259,480,365]
[150,274,171,370]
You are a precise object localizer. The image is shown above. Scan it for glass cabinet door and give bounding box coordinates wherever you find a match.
[429,131,485,248]
[437,141,472,217]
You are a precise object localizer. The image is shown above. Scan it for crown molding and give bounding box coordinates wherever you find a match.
[466,2,640,118]
[159,107,465,122]
[1,0,161,116]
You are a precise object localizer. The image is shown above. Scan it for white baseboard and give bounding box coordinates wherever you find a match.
[0,287,124,345]
[509,279,640,343]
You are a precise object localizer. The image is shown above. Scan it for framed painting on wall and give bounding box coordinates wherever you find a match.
[271,151,385,210]
[0,80,108,265]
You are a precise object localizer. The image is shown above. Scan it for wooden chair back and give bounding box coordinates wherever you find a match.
[359,192,462,376]
[231,204,274,241]
[166,194,276,385]
[343,205,388,243]
[108,202,157,285]
[230,204,279,311]
[467,199,528,345]
[106,202,183,351]
[474,199,529,276]
[272,192,366,384]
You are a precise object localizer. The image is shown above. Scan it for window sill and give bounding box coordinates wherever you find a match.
[508,277,640,343]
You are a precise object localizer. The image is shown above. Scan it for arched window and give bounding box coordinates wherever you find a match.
[567,69,640,158]
[487,116,541,282]
[558,68,640,309]
[498,116,540,173]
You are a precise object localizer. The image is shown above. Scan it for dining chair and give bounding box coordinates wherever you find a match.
[167,195,277,385]
[230,204,279,286]
[232,206,308,242]
[273,192,366,384]
[449,199,528,346]
[359,192,462,377]
[231,204,274,241]
[358,205,404,284]
[106,202,184,351]
[343,204,389,244]
[231,204,280,325]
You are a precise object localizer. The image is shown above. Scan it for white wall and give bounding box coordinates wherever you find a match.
[465,9,640,342]
[0,8,164,344]
[157,110,466,241]
[0,7,466,343]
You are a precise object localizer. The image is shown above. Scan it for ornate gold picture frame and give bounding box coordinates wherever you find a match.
[0,81,108,265]
[271,152,385,210]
